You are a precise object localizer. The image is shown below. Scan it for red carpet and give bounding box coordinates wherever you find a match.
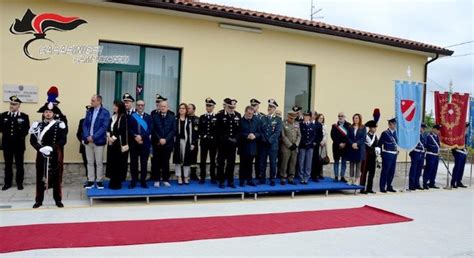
[0,205,412,253]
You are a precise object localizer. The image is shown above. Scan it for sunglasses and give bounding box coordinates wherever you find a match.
[136,104,145,107]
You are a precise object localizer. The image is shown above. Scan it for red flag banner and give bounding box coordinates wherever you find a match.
[434,91,469,148]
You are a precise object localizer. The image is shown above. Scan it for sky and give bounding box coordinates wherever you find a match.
[206,0,473,113]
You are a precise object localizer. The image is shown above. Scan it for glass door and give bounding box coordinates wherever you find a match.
[98,70,139,111]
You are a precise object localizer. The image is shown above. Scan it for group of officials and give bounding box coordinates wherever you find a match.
[0,87,470,209]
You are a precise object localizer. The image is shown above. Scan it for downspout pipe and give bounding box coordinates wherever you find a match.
[423,53,439,121]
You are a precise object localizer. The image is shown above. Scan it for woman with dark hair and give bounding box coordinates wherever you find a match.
[106,100,129,189]
[173,103,198,185]
[314,113,328,179]
[347,113,366,185]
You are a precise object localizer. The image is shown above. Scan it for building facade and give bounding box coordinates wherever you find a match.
[1,0,452,166]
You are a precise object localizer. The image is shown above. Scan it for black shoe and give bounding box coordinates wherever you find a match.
[340,177,347,183]
[140,182,148,188]
[318,175,324,180]
[429,185,440,189]
[457,183,467,188]
[280,180,286,185]
[239,182,245,187]
[368,190,376,194]
[199,179,205,185]
[288,180,296,185]
[128,181,136,189]
[380,189,387,193]
[248,180,256,186]
[416,187,424,190]
[33,202,42,209]
[17,185,24,190]
[387,188,396,193]
[333,177,339,182]
[259,179,266,185]
[84,182,94,189]
[2,185,11,191]
[56,201,64,208]
[423,185,429,190]
[96,182,104,190]
[313,178,319,183]
[270,180,275,186]
[228,183,236,188]
[211,179,217,184]
[451,183,458,188]
[219,183,225,189]
[360,190,367,194]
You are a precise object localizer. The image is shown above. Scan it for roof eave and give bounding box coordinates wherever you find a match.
[107,0,454,56]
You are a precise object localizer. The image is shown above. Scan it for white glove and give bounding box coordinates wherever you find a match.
[375,147,381,156]
[39,146,53,156]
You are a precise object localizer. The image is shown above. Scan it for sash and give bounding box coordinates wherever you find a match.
[366,134,376,147]
[334,123,348,136]
[429,134,440,152]
[38,120,57,145]
[132,113,148,132]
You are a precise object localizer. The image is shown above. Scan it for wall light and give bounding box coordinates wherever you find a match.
[219,23,262,33]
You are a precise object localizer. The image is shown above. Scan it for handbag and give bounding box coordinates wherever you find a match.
[119,116,129,153]
[320,145,330,165]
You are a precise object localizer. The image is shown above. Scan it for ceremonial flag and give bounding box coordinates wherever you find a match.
[395,81,423,150]
[468,97,474,148]
[434,91,469,148]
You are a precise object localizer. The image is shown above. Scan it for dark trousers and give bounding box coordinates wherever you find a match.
[254,144,262,179]
[361,153,376,191]
[35,153,62,203]
[423,154,439,187]
[130,144,149,183]
[151,146,172,182]
[200,139,217,181]
[239,154,255,182]
[380,152,397,191]
[259,147,278,179]
[452,151,467,185]
[311,146,322,179]
[217,145,236,184]
[3,147,25,186]
[409,152,424,189]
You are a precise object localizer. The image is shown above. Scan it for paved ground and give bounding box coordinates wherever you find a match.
[0,163,473,257]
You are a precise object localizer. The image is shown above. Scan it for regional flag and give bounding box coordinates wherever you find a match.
[395,81,423,150]
[434,92,470,148]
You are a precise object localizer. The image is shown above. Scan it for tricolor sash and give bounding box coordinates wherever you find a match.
[132,113,148,132]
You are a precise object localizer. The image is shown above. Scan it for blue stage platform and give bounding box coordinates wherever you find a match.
[86,177,363,205]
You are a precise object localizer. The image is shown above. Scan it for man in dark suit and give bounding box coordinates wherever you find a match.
[198,98,218,184]
[151,99,176,187]
[216,98,241,188]
[238,105,260,186]
[129,100,152,189]
[330,112,351,182]
[1,96,30,191]
[76,105,90,185]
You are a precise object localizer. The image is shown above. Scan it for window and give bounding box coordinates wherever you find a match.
[97,42,181,113]
[284,63,312,115]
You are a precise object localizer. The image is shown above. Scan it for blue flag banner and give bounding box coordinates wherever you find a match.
[469,97,474,148]
[395,81,423,150]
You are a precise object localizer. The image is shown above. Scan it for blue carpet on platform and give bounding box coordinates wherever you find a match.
[86,177,363,198]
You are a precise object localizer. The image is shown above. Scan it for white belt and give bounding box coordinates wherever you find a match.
[426,151,439,156]
[382,150,397,155]
[455,149,467,155]
[412,149,424,153]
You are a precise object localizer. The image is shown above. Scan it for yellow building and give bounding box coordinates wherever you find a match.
[1,0,453,167]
